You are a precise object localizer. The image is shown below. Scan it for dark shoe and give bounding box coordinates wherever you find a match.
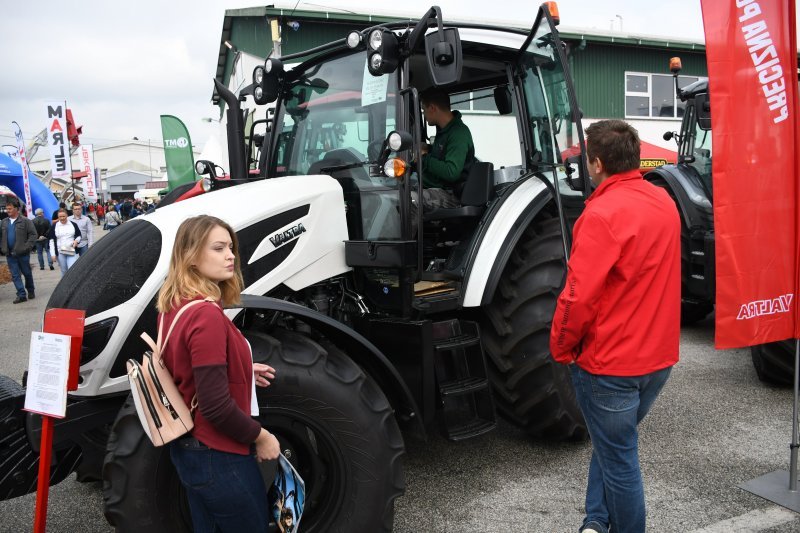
[12,297,27,304]
[40,267,44,270]
[28,292,35,300]
[49,265,54,270]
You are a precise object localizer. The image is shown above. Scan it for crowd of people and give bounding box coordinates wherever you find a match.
[1,195,160,303]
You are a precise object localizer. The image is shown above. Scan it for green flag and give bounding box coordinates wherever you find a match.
[160,115,196,190]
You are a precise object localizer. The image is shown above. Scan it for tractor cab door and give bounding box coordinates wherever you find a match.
[514,4,588,253]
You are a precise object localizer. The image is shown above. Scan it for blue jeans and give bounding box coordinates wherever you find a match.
[6,254,34,298]
[35,240,53,268]
[570,364,672,533]
[169,437,269,533]
[76,245,88,257]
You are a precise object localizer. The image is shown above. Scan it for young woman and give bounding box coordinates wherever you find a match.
[157,215,280,533]
[47,208,81,275]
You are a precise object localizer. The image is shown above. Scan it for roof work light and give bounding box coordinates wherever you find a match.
[367,28,399,76]
[253,58,284,105]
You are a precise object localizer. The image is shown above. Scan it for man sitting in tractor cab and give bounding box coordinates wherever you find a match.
[417,87,477,212]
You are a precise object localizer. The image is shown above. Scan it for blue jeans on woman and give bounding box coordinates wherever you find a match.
[570,364,672,533]
[169,437,269,533]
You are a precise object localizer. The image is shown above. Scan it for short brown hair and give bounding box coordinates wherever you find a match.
[585,120,640,175]
[420,87,450,111]
[156,215,242,312]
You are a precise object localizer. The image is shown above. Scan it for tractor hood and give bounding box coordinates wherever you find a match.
[49,174,350,397]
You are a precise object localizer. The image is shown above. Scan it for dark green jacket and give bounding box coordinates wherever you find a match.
[422,111,476,189]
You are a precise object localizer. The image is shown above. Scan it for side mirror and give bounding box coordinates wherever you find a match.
[564,155,587,192]
[695,93,711,130]
[425,27,462,86]
[494,87,512,115]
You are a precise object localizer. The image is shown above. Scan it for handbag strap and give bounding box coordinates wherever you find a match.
[157,298,216,353]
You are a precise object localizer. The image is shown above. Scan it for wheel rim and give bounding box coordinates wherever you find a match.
[259,406,348,530]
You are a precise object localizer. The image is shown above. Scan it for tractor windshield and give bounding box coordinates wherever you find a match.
[271,51,402,240]
[272,52,398,177]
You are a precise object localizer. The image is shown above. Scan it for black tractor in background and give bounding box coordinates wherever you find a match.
[645,58,795,386]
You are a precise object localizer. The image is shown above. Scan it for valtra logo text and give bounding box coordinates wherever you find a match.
[736,293,794,320]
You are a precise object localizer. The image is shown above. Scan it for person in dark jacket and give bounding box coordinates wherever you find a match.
[550,120,680,533]
[32,208,54,270]
[1,197,38,303]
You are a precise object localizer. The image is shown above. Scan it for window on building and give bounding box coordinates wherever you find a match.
[625,72,699,119]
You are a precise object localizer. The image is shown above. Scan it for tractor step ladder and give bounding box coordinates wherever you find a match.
[432,319,496,441]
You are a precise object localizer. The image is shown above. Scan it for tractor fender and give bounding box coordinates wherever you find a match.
[644,165,713,230]
[232,294,425,438]
[461,174,553,307]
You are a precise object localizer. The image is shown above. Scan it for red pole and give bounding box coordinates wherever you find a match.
[33,416,54,533]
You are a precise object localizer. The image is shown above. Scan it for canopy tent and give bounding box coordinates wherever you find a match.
[0,152,59,216]
[561,140,678,174]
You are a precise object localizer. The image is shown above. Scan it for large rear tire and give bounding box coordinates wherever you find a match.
[481,215,587,440]
[751,340,794,387]
[102,329,404,533]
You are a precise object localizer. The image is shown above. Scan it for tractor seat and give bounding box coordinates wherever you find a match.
[424,162,495,221]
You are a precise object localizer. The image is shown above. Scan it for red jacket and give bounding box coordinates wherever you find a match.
[550,169,681,376]
[161,298,256,454]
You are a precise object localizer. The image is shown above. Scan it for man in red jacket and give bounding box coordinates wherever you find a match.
[550,120,680,533]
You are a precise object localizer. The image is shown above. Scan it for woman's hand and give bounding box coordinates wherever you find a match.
[51,255,56,263]
[253,363,276,388]
[254,428,280,462]
[72,240,78,248]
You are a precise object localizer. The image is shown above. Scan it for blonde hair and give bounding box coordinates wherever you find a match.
[157,215,243,312]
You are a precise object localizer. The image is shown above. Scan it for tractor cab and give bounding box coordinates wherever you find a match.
[232,3,588,317]
[667,58,713,199]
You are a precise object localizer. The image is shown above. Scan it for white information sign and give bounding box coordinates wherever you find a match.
[361,62,389,107]
[23,332,71,418]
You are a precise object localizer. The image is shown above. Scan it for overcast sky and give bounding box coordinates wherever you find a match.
[0,0,717,153]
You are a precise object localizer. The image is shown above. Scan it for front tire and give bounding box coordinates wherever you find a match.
[102,329,404,533]
[482,215,587,440]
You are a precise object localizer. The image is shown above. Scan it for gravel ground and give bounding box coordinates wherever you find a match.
[0,223,798,531]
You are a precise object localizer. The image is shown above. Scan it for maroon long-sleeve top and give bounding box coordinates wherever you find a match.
[160,298,261,455]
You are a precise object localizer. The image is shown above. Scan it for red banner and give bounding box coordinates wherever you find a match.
[701,0,799,349]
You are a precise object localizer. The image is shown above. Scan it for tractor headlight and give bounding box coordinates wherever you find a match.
[253,66,264,85]
[366,29,399,76]
[254,86,264,101]
[347,31,362,49]
[369,29,382,51]
[383,158,407,178]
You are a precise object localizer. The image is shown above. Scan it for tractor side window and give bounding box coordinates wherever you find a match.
[442,88,522,168]
[519,16,583,180]
[690,118,713,192]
